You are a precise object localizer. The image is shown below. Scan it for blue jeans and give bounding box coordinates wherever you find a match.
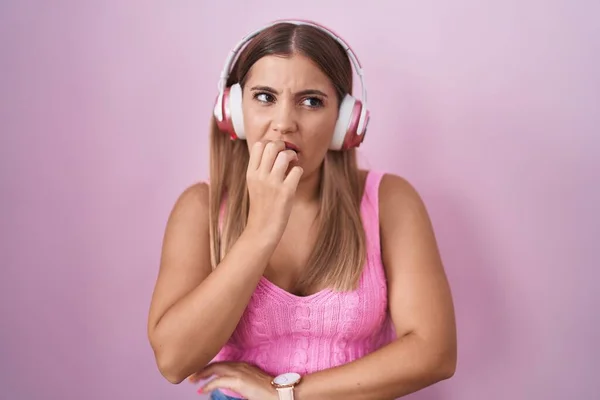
[209,390,242,400]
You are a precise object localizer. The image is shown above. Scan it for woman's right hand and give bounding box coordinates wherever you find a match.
[245,140,304,244]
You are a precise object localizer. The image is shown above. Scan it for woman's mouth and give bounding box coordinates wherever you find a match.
[283,141,300,153]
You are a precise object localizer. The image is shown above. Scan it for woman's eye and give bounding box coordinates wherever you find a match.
[302,97,323,108]
[255,93,274,103]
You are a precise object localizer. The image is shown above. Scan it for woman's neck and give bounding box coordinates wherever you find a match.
[293,167,322,206]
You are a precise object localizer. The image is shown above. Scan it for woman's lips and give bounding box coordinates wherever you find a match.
[283,141,300,153]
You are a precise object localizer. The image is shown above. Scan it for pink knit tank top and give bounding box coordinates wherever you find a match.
[209,171,397,398]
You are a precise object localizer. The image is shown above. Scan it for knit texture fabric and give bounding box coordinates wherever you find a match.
[208,171,396,398]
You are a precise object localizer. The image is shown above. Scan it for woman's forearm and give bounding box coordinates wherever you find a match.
[151,229,277,383]
[295,332,456,400]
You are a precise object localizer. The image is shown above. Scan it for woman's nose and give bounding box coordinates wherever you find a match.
[271,102,298,134]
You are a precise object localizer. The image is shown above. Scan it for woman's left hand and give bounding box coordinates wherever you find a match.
[188,362,278,400]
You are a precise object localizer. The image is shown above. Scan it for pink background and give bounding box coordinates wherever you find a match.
[1,1,598,399]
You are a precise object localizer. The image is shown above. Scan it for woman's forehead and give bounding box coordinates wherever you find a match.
[245,54,334,92]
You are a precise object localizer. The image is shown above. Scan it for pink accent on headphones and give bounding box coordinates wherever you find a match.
[212,19,370,151]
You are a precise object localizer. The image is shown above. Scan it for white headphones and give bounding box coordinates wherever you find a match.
[212,19,370,151]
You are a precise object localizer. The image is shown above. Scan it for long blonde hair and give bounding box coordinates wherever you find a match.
[208,23,367,293]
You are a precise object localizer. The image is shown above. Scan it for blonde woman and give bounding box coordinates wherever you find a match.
[148,19,457,400]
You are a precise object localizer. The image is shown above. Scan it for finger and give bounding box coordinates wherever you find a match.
[188,370,211,383]
[198,376,241,395]
[283,165,304,189]
[270,150,299,181]
[258,140,285,175]
[189,362,240,382]
[248,141,267,171]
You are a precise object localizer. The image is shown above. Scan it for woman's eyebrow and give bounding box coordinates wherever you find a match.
[249,85,329,97]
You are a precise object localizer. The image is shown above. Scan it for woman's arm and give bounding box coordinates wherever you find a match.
[147,183,278,384]
[148,141,302,385]
[294,173,457,400]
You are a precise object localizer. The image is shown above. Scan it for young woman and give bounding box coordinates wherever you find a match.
[147,20,457,400]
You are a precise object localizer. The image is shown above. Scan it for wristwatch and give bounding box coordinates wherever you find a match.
[271,372,302,400]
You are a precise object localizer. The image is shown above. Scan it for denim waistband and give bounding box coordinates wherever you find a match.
[209,389,243,400]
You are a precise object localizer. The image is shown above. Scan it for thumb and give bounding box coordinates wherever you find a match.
[199,376,240,395]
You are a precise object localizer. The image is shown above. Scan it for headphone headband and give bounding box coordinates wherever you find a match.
[216,19,367,110]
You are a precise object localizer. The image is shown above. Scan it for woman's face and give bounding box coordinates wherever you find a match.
[241,53,340,178]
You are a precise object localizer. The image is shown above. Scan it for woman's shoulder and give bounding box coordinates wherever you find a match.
[168,181,211,224]
[361,170,429,223]
[359,169,418,198]
[178,181,210,205]
[380,172,420,200]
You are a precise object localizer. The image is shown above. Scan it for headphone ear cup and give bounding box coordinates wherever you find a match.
[228,83,245,139]
[213,91,224,122]
[214,87,233,138]
[330,95,363,150]
[330,95,355,150]
[213,83,245,140]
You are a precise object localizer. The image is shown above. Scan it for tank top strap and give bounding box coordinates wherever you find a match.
[360,170,385,257]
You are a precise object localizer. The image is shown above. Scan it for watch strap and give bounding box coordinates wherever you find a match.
[276,386,295,400]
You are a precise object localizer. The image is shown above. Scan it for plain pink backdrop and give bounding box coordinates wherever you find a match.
[1,1,598,399]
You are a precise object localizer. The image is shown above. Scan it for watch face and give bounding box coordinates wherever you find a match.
[273,372,301,386]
